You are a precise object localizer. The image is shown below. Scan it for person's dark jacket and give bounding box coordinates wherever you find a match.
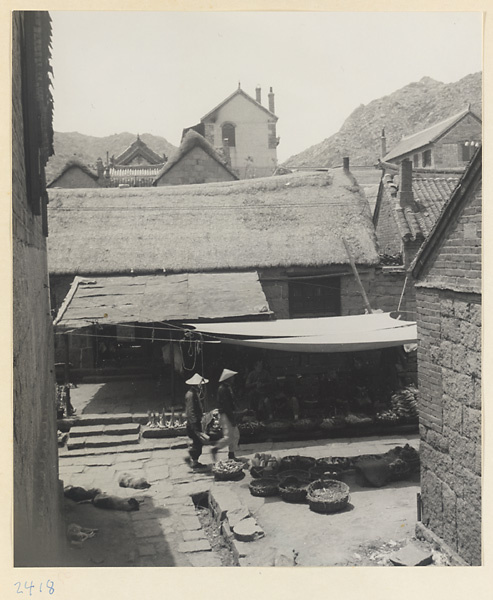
[185,388,203,432]
[216,383,237,426]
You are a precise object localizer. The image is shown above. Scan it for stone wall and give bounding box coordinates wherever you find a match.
[416,288,481,565]
[155,146,237,186]
[12,12,63,566]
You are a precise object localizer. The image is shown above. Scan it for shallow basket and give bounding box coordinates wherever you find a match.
[278,477,309,504]
[279,455,316,472]
[277,469,311,484]
[306,479,350,514]
[249,478,279,497]
[212,461,244,481]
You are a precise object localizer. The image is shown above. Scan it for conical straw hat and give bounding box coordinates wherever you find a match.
[186,373,209,386]
[219,369,238,383]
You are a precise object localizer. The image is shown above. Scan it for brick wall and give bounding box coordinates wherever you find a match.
[418,182,481,294]
[12,12,63,566]
[375,191,402,256]
[416,288,481,565]
[155,146,237,186]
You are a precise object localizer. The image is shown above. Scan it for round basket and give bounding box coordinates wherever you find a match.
[279,455,316,472]
[212,460,244,481]
[306,479,350,514]
[388,459,411,482]
[278,476,309,504]
[249,478,279,497]
[277,469,311,484]
[309,467,342,482]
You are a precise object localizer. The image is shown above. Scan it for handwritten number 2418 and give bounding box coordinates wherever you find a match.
[14,580,55,595]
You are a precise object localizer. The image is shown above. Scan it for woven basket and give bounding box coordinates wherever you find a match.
[212,460,244,481]
[278,476,309,504]
[279,455,316,472]
[306,479,350,514]
[249,478,279,497]
[277,469,311,485]
[309,467,342,482]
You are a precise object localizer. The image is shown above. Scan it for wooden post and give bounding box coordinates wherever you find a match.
[342,237,373,314]
[169,334,176,407]
[63,333,71,384]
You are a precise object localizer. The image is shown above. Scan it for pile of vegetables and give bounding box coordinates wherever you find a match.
[390,386,419,419]
[375,409,400,424]
[212,459,244,479]
[345,413,373,426]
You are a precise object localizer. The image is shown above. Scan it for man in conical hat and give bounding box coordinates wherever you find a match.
[184,373,209,470]
[211,369,240,462]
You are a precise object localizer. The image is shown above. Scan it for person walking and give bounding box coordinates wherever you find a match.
[211,369,241,462]
[184,373,209,470]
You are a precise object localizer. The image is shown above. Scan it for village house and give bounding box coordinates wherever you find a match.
[382,106,481,169]
[412,147,481,566]
[47,159,101,189]
[12,10,63,566]
[183,84,279,179]
[153,130,239,186]
[47,164,417,378]
[372,159,463,319]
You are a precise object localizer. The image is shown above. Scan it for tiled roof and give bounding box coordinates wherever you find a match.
[382,173,461,241]
[113,136,165,166]
[384,108,480,162]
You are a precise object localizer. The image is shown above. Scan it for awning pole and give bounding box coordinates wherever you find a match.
[342,237,373,314]
[63,333,71,384]
[170,333,176,407]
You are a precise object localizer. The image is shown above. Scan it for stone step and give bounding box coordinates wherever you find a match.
[67,433,140,450]
[69,423,140,437]
[73,413,134,427]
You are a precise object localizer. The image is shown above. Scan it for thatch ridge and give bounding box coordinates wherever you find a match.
[153,130,238,183]
[47,159,99,187]
[48,170,379,276]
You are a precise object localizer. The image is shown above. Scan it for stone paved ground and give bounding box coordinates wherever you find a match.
[59,434,419,567]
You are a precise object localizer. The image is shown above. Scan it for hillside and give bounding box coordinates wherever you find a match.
[45,132,177,182]
[284,72,482,168]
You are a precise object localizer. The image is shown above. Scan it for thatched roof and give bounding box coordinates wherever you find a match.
[47,169,379,276]
[153,130,238,184]
[47,159,99,187]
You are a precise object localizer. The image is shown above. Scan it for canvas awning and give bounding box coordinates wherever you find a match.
[186,312,417,353]
[54,272,271,330]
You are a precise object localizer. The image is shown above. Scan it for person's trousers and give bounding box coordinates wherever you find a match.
[186,423,203,461]
[215,413,240,453]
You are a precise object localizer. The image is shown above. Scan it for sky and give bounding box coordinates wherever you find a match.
[50,11,482,161]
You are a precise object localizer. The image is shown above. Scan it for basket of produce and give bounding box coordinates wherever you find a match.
[279,455,316,472]
[316,457,352,472]
[278,475,310,504]
[388,458,411,482]
[250,453,279,478]
[292,418,321,432]
[309,468,342,482]
[391,386,419,421]
[238,421,262,438]
[277,469,311,485]
[263,420,293,435]
[375,410,400,426]
[249,478,279,498]
[306,479,350,514]
[212,460,245,481]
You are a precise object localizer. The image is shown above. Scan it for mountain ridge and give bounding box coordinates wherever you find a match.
[283,72,482,168]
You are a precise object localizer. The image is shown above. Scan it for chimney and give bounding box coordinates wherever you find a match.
[381,128,387,158]
[256,85,262,104]
[222,138,231,165]
[268,87,275,114]
[399,159,415,210]
[343,156,350,171]
[96,157,104,179]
